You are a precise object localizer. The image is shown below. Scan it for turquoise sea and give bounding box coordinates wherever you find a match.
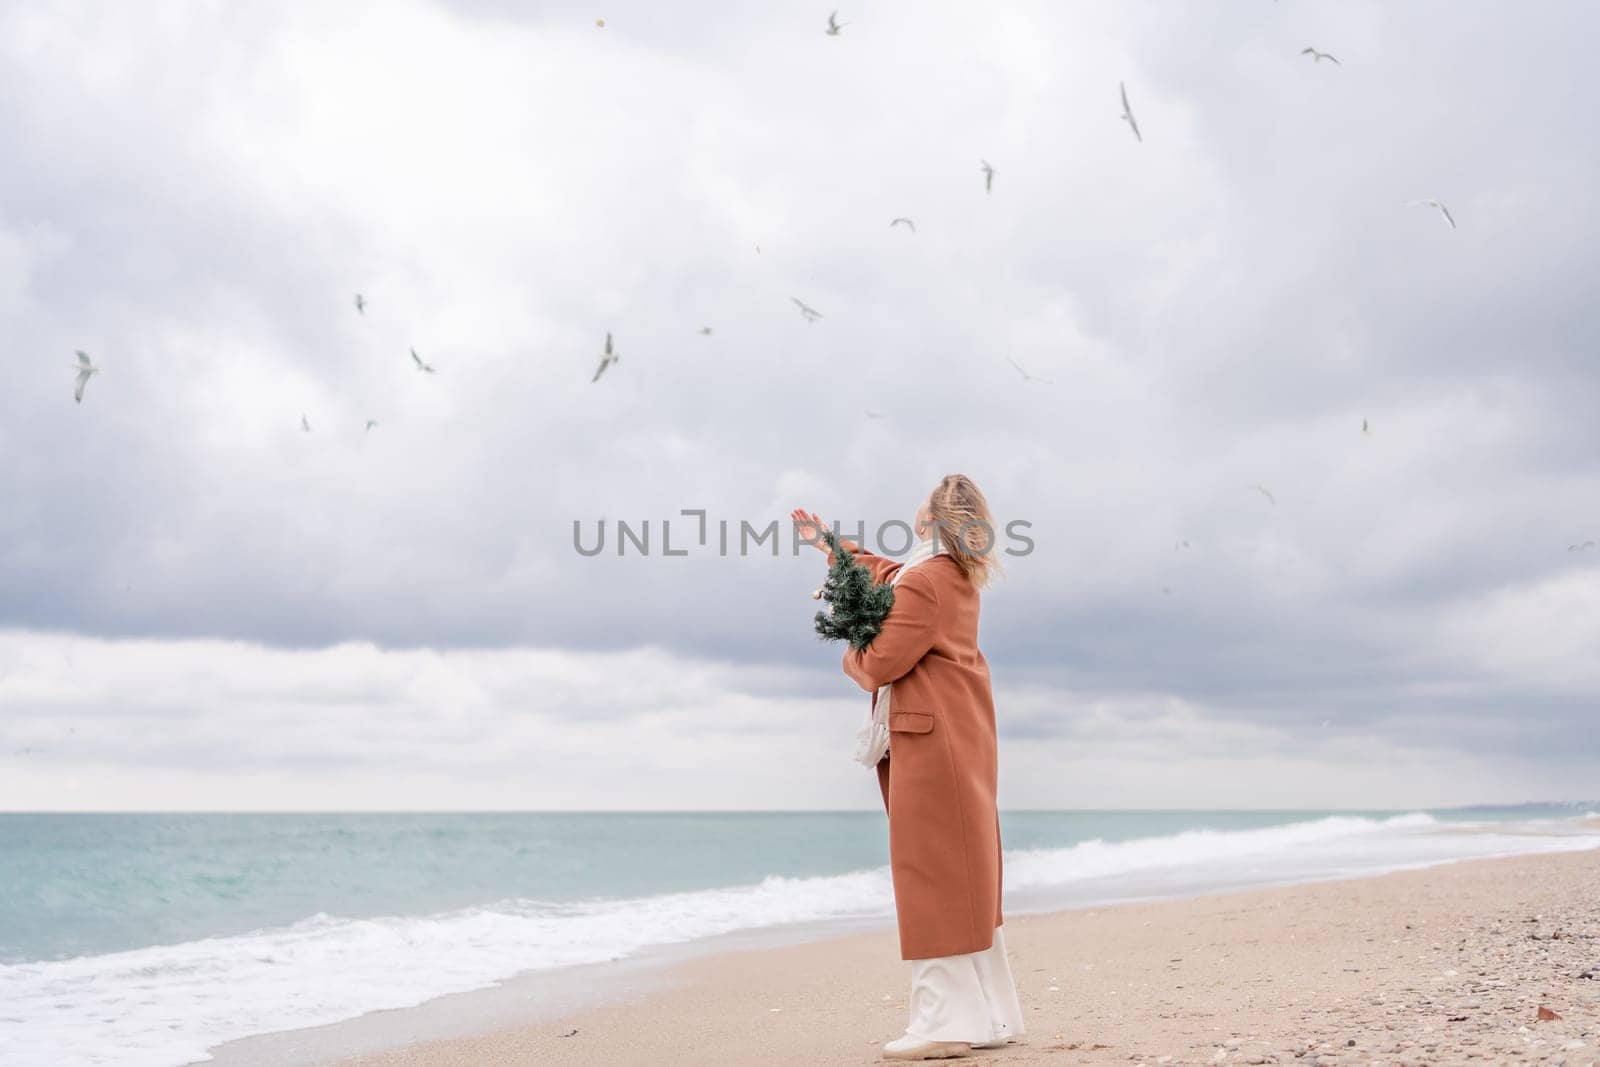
[2,803,1596,1065]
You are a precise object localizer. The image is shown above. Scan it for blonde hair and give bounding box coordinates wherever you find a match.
[928,473,1002,589]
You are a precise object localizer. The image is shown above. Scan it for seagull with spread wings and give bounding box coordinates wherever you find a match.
[1120,82,1142,143]
[592,332,618,382]
[890,217,916,232]
[1300,47,1340,65]
[980,159,995,193]
[410,348,436,373]
[826,10,846,35]
[1405,198,1457,229]
[1248,484,1277,506]
[71,350,99,404]
[1006,357,1053,385]
[791,297,823,323]
[354,293,367,315]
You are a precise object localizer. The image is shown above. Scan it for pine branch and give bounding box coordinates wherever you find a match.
[813,530,896,651]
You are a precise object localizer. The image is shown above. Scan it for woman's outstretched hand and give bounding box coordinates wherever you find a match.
[790,509,830,554]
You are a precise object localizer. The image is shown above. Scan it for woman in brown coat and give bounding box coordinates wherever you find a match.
[793,474,1024,1061]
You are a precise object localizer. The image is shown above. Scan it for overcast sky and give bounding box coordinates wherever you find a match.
[2,0,1596,811]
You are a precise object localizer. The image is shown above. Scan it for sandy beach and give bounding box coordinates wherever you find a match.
[319,841,1600,1067]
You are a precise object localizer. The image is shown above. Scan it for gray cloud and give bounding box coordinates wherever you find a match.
[1,1,1597,802]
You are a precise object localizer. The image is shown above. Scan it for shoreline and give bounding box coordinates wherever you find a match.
[197,912,898,1067]
[203,840,1600,1067]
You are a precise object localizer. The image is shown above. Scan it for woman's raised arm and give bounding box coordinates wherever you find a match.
[790,508,903,584]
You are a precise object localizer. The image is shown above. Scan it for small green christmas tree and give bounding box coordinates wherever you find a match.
[813,530,896,651]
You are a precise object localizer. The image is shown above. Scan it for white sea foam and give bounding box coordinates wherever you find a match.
[3,811,1595,1067]
[1007,811,1437,889]
[0,869,896,1067]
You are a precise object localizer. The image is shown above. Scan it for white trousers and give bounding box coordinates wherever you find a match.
[903,924,1026,1044]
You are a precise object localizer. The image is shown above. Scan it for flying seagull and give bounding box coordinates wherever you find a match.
[592,331,618,382]
[1005,356,1054,385]
[365,419,379,432]
[1362,418,1370,434]
[354,293,367,315]
[1248,484,1277,506]
[1405,198,1457,229]
[890,217,916,232]
[301,414,311,433]
[1300,47,1340,65]
[865,410,888,419]
[71,350,99,403]
[1569,541,1597,552]
[699,326,714,335]
[1120,82,1142,143]
[791,297,823,323]
[410,348,436,373]
[1175,539,1190,551]
[826,10,846,35]
[980,159,995,193]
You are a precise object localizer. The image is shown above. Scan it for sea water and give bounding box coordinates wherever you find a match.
[2,803,1596,1066]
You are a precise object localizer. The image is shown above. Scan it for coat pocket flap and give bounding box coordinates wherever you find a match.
[887,711,934,734]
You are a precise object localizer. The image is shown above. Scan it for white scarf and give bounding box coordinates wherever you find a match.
[852,536,946,767]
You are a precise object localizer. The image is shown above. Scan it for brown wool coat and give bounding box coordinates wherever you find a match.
[830,541,1004,961]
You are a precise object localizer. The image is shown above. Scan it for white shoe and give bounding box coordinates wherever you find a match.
[972,1024,1021,1049]
[881,1032,972,1060]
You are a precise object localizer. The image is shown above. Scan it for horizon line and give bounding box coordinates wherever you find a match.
[2,801,1594,817]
